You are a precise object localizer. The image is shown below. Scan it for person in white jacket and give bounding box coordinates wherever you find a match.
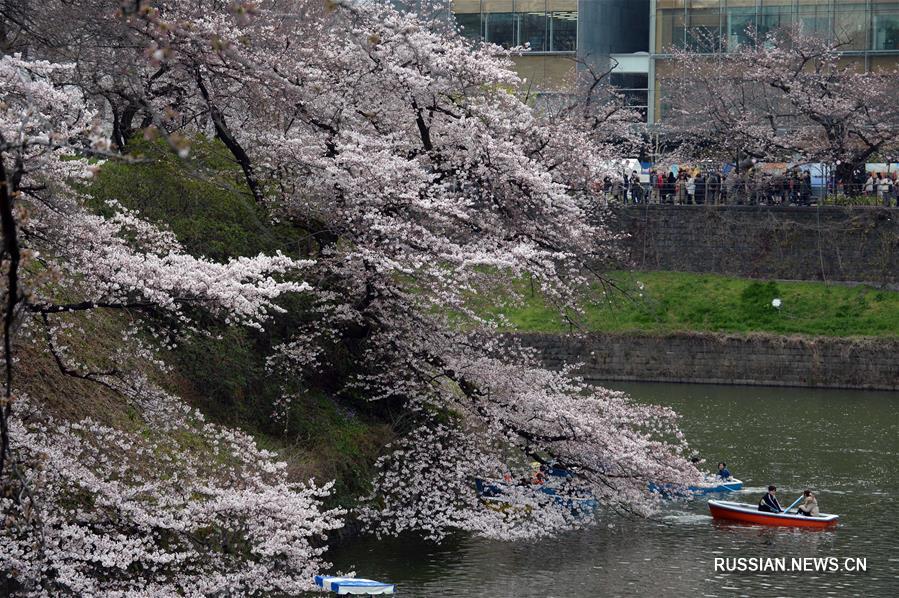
[865,173,876,195]
[796,489,820,517]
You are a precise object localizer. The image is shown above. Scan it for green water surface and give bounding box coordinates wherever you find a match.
[328,383,899,597]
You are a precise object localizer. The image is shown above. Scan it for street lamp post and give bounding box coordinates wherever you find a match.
[834,160,841,200]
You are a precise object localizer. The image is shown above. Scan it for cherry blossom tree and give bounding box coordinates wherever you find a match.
[122,0,695,535]
[0,52,339,595]
[662,25,899,186]
[2,0,699,592]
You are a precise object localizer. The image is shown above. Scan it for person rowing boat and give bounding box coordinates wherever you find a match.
[758,485,783,513]
[717,462,732,480]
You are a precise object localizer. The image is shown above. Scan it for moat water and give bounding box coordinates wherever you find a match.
[327,383,899,597]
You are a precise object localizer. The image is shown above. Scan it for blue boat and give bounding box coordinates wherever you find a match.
[314,575,396,595]
[650,476,743,498]
[691,477,743,494]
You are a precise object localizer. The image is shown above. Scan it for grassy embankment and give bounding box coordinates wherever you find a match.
[36,138,391,506]
[475,271,899,338]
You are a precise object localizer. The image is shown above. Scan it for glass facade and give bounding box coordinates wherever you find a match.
[452,0,579,51]
[451,1,899,122]
[653,1,899,121]
[656,0,899,54]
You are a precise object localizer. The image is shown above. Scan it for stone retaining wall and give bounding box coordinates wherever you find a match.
[611,205,899,287]
[512,332,899,391]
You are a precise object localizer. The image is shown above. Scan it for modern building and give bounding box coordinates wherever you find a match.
[451,0,899,123]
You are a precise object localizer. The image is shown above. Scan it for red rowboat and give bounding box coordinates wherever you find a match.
[708,499,839,528]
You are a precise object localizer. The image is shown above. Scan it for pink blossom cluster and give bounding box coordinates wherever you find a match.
[1,383,343,595]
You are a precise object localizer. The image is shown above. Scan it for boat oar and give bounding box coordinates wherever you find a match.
[782,495,804,514]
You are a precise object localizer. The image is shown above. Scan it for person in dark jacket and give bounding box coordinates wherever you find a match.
[708,171,721,204]
[666,171,676,203]
[800,171,812,205]
[630,171,643,204]
[694,173,706,205]
[758,485,783,513]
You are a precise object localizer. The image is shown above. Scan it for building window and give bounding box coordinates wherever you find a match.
[485,12,516,48]
[833,2,867,50]
[455,13,483,41]
[873,3,899,50]
[686,1,722,53]
[758,3,793,40]
[519,11,548,51]
[550,11,577,51]
[796,0,832,41]
[657,4,687,52]
[726,7,756,50]
[611,72,649,120]
[455,4,572,53]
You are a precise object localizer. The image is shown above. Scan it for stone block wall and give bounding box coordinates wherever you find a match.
[611,205,899,287]
[512,332,899,391]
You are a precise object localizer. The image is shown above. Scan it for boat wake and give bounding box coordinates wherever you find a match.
[660,512,714,525]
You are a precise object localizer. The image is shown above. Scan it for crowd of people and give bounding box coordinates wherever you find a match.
[600,166,899,207]
[862,171,898,204]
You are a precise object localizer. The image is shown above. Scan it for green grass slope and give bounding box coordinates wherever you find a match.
[479,271,899,338]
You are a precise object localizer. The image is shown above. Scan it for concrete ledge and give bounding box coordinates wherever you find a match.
[509,331,899,391]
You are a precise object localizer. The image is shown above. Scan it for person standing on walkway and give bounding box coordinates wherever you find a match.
[725,170,742,205]
[630,171,643,204]
[880,173,893,206]
[865,172,876,196]
[708,170,721,204]
[694,172,706,205]
[800,171,812,205]
[649,170,659,203]
[676,171,688,204]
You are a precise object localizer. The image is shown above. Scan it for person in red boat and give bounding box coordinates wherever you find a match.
[796,489,820,517]
[758,485,783,513]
